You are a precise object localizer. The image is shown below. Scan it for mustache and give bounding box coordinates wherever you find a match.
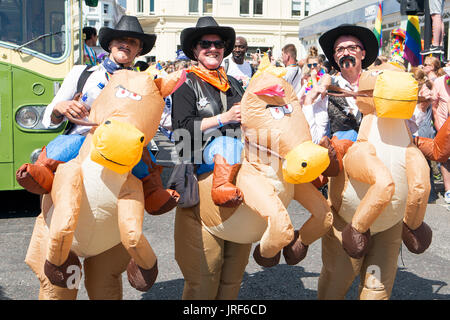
[339,55,356,69]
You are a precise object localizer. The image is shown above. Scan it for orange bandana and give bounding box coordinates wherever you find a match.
[187,65,230,92]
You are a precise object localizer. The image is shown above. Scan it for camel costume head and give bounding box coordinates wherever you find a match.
[25,70,184,300]
[327,63,433,261]
[196,57,333,267]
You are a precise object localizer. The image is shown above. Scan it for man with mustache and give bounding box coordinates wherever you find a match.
[303,24,379,144]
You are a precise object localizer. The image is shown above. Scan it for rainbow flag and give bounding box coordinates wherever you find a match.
[404,15,422,66]
[373,0,383,55]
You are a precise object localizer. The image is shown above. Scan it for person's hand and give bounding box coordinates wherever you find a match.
[222,103,241,124]
[417,84,433,112]
[53,99,90,120]
[303,74,331,106]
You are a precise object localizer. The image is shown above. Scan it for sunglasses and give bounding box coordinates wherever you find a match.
[197,40,226,49]
[307,63,318,68]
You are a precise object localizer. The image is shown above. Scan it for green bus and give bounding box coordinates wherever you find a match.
[0,0,98,191]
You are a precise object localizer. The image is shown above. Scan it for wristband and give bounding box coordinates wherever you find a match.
[217,115,224,127]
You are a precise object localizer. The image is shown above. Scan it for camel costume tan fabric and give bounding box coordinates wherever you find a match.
[25,70,183,300]
[318,64,433,300]
[175,61,333,300]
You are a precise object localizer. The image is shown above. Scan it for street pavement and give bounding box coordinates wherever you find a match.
[0,132,449,300]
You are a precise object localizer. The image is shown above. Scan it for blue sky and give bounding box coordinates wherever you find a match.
[118,0,126,8]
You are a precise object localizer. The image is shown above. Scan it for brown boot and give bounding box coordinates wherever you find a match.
[319,136,354,177]
[211,154,243,207]
[16,146,62,194]
[141,147,179,215]
[414,117,450,163]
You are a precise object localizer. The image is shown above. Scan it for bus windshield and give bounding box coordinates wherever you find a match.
[0,0,69,59]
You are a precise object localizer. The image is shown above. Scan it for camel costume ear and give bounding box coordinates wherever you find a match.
[154,69,187,98]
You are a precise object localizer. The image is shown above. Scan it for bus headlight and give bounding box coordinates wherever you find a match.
[16,106,39,129]
[30,148,42,164]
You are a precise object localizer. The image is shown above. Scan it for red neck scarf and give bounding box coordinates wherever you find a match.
[187,65,230,92]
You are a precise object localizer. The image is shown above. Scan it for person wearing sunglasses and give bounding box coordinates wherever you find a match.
[171,16,249,300]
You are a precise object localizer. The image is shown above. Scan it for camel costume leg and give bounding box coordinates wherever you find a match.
[27,161,83,300]
[283,183,333,265]
[174,205,251,300]
[83,243,130,300]
[318,213,402,300]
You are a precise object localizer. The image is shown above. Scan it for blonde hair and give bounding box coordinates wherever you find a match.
[308,46,318,57]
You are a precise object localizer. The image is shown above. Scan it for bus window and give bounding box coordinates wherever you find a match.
[0,0,68,60]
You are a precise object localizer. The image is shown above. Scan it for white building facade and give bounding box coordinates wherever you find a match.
[83,0,126,32]
[299,0,450,60]
[126,0,310,62]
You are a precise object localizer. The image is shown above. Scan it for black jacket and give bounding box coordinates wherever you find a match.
[171,72,244,162]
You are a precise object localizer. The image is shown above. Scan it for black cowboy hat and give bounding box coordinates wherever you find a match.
[319,24,379,71]
[180,16,236,61]
[99,15,156,56]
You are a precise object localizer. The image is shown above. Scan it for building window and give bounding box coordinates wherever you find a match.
[253,0,263,15]
[240,0,249,15]
[88,20,97,27]
[240,0,263,16]
[88,6,96,12]
[150,0,155,13]
[137,0,144,13]
[305,0,309,16]
[189,0,199,13]
[292,0,301,17]
[103,3,109,14]
[104,21,110,27]
[203,0,213,13]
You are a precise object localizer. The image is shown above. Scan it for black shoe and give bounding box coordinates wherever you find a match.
[420,45,444,55]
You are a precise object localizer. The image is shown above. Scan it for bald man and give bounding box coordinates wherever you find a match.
[222,36,255,89]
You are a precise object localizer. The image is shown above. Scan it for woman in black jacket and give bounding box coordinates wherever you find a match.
[171,17,250,300]
[172,16,244,207]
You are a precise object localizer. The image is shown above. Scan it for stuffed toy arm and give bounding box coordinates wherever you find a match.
[293,183,333,245]
[402,144,432,254]
[118,176,159,292]
[117,176,157,270]
[344,141,395,233]
[239,165,294,259]
[46,161,83,266]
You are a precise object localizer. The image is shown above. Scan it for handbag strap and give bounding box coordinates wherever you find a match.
[220,90,227,113]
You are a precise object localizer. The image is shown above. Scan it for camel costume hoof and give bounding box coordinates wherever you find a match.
[252,244,280,268]
[342,224,371,259]
[44,251,82,288]
[282,230,309,265]
[127,259,158,292]
[402,222,432,254]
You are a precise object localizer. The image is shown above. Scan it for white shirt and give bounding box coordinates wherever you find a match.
[283,65,302,97]
[302,74,359,144]
[42,64,109,136]
[303,73,427,142]
[223,58,253,88]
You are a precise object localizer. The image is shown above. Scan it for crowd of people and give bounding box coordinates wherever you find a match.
[17,12,450,301]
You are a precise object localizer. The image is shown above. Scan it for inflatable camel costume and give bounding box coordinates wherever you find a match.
[175,62,334,299]
[25,70,182,300]
[318,64,433,300]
